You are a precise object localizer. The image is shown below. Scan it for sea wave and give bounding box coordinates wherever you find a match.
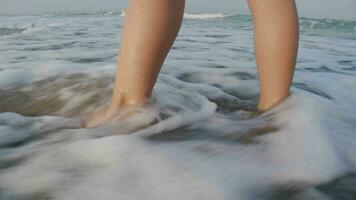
[0,23,45,36]
[300,18,356,38]
[0,27,26,36]
[117,12,230,19]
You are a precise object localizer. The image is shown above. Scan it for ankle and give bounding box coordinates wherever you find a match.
[258,95,288,112]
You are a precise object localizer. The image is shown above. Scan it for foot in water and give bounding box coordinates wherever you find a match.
[85,105,119,128]
[84,101,154,128]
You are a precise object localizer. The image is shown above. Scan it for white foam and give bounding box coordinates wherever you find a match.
[0,112,83,147]
[0,93,354,200]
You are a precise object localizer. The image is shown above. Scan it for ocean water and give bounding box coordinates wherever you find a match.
[0,12,356,200]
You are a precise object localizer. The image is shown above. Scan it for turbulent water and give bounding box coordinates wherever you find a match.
[0,12,356,200]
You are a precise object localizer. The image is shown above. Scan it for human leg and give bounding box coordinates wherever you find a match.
[248,0,299,111]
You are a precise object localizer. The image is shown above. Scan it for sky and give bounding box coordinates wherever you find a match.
[1,0,356,20]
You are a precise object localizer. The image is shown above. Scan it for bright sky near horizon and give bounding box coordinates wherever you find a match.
[1,0,356,20]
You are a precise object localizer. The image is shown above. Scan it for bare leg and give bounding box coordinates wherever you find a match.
[112,0,185,109]
[85,0,184,127]
[248,0,299,111]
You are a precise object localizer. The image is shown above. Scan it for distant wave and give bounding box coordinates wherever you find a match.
[118,12,230,19]
[183,13,229,20]
[299,18,356,39]
[0,23,46,36]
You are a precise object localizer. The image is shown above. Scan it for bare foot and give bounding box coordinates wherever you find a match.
[84,103,152,128]
[84,105,120,128]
